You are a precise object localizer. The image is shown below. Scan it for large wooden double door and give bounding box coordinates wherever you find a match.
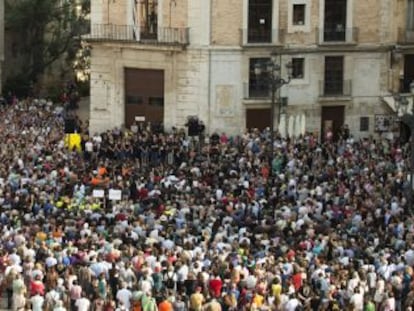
[124,68,164,128]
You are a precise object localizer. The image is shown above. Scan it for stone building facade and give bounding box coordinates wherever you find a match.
[86,0,414,139]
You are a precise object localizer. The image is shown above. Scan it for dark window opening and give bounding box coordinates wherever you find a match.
[126,95,143,105]
[401,54,414,93]
[249,58,270,98]
[292,58,304,79]
[140,0,158,39]
[360,117,369,131]
[324,0,347,41]
[149,97,164,107]
[293,4,306,25]
[248,0,272,43]
[324,56,344,95]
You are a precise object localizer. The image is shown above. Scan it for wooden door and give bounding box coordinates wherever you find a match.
[124,68,164,128]
[321,106,344,141]
[246,108,271,130]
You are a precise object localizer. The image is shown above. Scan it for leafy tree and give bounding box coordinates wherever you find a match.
[4,0,90,96]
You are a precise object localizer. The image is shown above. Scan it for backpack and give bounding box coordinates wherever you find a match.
[295,303,304,311]
[164,272,175,289]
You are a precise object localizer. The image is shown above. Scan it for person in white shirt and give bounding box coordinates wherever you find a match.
[116,282,132,310]
[383,291,396,311]
[349,287,364,311]
[53,300,67,311]
[75,293,91,311]
[9,249,21,266]
[30,293,45,311]
[45,287,61,310]
[45,253,58,268]
[139,271,154,294]
[284,293,301,311]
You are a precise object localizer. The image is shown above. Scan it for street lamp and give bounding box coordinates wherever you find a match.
[394,80,414,211]
[254,51,292,175]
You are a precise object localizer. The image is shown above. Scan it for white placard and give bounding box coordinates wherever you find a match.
[93,189,105,198]
[108,189,122,201]
[135,116,146,122]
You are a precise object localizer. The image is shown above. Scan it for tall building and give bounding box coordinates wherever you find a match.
[86,0,414,139]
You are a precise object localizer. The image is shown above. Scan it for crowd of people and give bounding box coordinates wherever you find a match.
[0,97,413,311]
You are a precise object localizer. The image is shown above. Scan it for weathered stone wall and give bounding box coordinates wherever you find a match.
[211,0,242,46]
[88,0,406,138]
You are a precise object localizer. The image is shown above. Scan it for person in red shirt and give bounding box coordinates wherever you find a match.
[30,274,45,296]
[208,273,223,298]
[291,269,303,292]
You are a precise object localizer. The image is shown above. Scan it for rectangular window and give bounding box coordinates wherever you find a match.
[360,117,369,131]
[292,58,304,79]
[249,58,270,98]
[324,56,344,95]
[140,0,158,39]
[293,4,306,25]
[126,95,143,105]
[149,97,164,107]
[248,0,273,43]
[324,0,347,41]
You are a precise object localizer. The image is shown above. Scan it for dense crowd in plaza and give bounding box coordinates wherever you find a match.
[0,96,413,311]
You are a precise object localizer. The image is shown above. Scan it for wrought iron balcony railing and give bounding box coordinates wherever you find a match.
[86,24,189,46]
[316,27,358,44]
[243,82,270,99]
[319,80,352,97]
[239,28,285,46]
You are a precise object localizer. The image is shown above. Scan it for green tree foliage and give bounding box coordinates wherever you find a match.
[4,0,90,96]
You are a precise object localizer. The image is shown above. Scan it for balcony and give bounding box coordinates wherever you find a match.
[243,82,270,99]
[319,80,352,99]
[240,28,285,46]
[316,27,358,45]
[85,24,189,46]
[398,28,414,44]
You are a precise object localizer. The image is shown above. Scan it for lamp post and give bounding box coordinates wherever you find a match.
[394,81,414,212]
[254,51,292,175]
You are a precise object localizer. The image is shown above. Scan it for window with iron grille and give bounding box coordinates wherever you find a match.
[292,58,304,79]
[324,0,347,41]
[249,58,270,98]
[324,56,344,95]
[360,117,369,131]
[248,0,273,43]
